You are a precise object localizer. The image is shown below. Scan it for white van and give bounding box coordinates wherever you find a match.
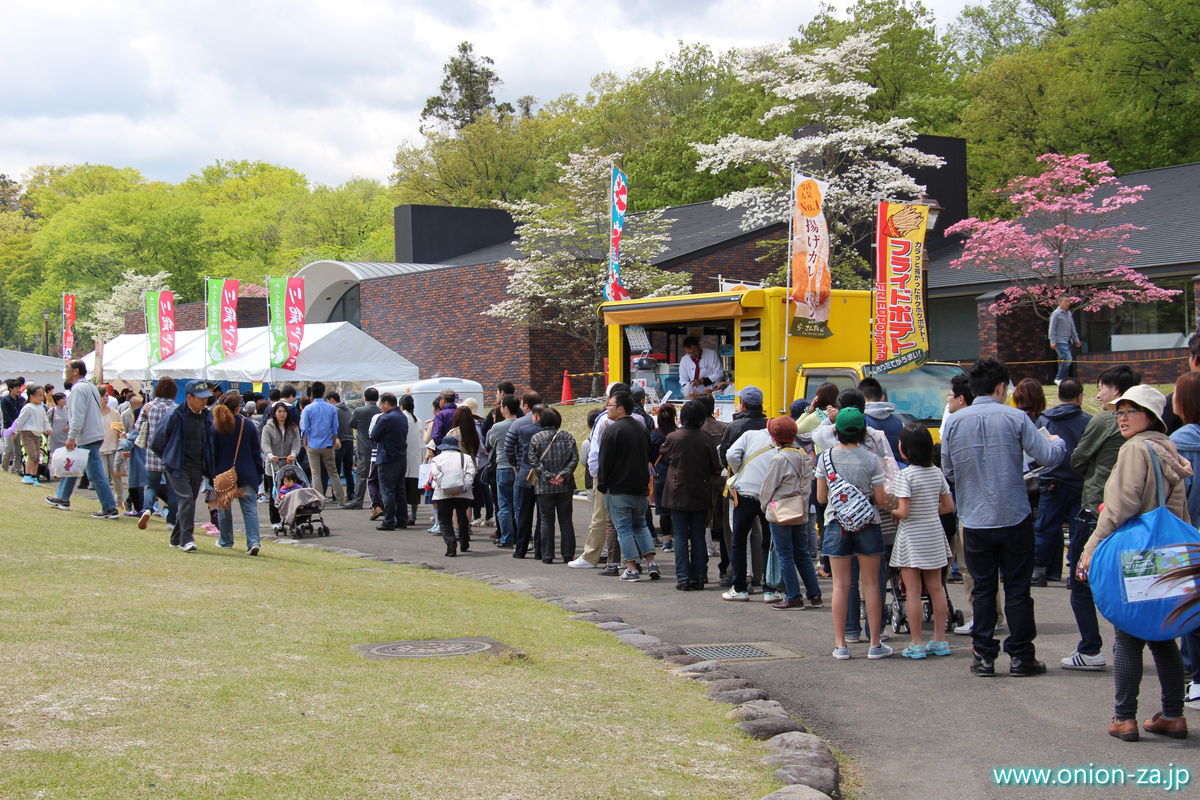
[368,377,485,426]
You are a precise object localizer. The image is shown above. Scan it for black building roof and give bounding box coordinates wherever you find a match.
[928,161,1200,295]
[440,200,779,268]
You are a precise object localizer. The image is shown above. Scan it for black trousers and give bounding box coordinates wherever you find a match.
[964,515,1036,660]
[336,439,355,499]
[536,492,576,562]
[367,462,381,510]
[437,498,471,553]
[514,483,537,557]
[378,461,406,527]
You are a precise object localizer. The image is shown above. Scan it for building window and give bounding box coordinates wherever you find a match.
[328,284,361,329]
[1079,278,1194,352]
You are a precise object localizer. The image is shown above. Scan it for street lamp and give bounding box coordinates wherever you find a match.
[41,309,51,356]
[916,194,943,232]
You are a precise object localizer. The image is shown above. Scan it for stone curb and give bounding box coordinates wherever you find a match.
[273,539,842,799]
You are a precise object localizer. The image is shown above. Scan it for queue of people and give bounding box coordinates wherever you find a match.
[9,348,1200,743]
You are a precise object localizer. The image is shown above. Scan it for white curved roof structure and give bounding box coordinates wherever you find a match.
[295,260,454,321]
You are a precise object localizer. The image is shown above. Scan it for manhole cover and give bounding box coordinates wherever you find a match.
[685,644,773,660]
[353,637,515,660]
[680,641,803,661]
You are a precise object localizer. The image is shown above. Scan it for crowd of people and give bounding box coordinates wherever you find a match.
[5,342,1200,740]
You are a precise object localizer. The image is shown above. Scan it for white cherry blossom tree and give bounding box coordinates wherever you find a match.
[486,148,687,393]
[692,32,943,280]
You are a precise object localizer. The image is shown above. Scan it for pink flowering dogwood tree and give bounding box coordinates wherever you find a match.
[947,153,1179,319]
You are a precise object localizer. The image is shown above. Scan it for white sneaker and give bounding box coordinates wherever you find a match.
[721,589,750,601]
[1061,651,1106,671]
[567,557,595,569]
[1186,681,1200,710]
[763,592,783,604]
[181,542,197,552]
[954,620,973,635]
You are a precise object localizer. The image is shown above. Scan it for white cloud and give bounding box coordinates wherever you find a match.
[0,0,968,186]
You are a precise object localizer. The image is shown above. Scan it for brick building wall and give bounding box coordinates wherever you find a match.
[669,229,786,293]
[123,297,268,334]
[976,274,1200,384]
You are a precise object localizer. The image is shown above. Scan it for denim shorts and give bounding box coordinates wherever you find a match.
[820,521,883,557]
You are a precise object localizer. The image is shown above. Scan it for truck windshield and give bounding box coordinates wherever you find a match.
[875,363,965,426]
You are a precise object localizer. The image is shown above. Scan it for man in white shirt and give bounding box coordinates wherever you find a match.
[678,336,727,398]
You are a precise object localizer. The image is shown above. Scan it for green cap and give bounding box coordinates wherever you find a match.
[835,407,866,435]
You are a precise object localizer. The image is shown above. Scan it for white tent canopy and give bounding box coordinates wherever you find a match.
[81,323,419,384]
[0,348,68,391]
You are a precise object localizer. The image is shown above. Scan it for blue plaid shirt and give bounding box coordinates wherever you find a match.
[300,398,339,449]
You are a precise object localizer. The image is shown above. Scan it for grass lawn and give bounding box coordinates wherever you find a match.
[0,481,778,800]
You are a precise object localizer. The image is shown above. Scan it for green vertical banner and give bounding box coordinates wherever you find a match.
[206,278,239,365]
[268,277,288,367]
[146,291,162,364]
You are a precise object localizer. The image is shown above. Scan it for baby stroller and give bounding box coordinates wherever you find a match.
[274,464,330,539]
[886,564,965,634]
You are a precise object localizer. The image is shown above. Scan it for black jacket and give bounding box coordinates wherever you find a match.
[370,408,409,468]
[718,409,767,466]
[597,415,652,496]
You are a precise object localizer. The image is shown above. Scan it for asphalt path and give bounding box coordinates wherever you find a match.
[284,497,1199,799]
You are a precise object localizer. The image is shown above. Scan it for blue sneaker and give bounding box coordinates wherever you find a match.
[926,640,951,657]
[831,646,851,660]
[902,643,928,659]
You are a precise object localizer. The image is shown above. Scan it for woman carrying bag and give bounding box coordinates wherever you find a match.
[211,394,265,556]
[759,415,821,609]
[1078,385,1191,741]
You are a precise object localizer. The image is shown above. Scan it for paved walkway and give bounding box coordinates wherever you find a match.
[274,497,1198,799]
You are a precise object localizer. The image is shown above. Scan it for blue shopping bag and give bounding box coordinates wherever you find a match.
[1090,443,1200,641]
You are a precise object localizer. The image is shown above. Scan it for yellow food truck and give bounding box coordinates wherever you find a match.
[600,286,963,431]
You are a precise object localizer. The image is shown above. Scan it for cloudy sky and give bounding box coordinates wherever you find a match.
[2,0,969,187]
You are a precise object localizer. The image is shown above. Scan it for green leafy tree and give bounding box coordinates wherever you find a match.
[278,178,394,268]
[797,0,965,133]
[486,149,688,393]
[421,42,514,132]
[181,160,309,280]
[22,163,146,219]
[392,109,565,206]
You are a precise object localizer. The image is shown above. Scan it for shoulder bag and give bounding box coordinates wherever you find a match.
[820,449,875,533]
[212,418,246,509]
[765,449,809,524]
[525,431,562,486]
[1089,442,1200,641]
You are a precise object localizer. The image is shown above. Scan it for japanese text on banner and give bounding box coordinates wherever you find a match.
[788,175,832,338]
[206,278,239,365]
[62,294,76,360]
[268,277,305,370]
[873,202,929,370]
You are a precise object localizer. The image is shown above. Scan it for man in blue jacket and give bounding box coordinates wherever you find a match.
[860,377,905,465]
[370,393,409,531]
[151,380,215,552]
[1032,379,1091,586]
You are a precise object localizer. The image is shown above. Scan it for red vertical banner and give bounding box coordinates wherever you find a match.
[219,279,239,359]
[62,293,76,359]
[282,277,305,370]
[159,291,176,360]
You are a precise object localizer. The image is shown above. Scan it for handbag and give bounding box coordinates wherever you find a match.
[766,494,808,525]
[212,418,246,509]
[1089,442,1200,641]
[525,431,561,487]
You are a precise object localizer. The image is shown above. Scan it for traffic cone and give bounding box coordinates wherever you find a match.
[560,370,574,405]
